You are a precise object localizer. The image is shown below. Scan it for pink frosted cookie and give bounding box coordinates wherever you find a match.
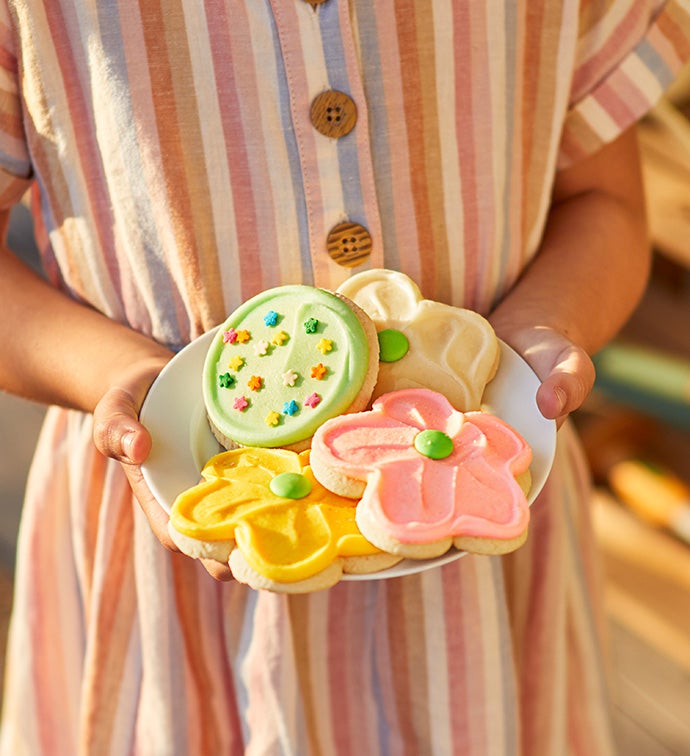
[337,269,499,411]
[203,285,379,451]
[309,388,533,559]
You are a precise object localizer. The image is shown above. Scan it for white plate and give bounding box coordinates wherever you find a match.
[141,329,557,580]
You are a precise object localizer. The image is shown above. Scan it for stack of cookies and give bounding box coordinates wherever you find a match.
[167,270,533,593]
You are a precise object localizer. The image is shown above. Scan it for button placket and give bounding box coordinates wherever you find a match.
[271,0,381,278]
[310,90,370,266]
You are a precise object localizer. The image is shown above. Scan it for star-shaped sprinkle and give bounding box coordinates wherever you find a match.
[283,400,299,416]
[247,375,263,391]
[282,369,299,387]
[317,338,333,355]
[265,411,281,427]
[304,392,321,408]
[263,310,279,327]
[304,318,319,334]
[254,339,270,356]
[311,363,327,380]
[228,356,245,371]
[233,396,249,412]
[235,329,251,344]
[218,372,236,389]
[223,328,238,344]
[272,330,289,346]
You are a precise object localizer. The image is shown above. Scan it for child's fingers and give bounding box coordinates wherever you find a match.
[93,386,151,464]
[535,345,595,424]
[199,558,235,581]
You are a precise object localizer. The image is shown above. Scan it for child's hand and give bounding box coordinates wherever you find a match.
[92,361,235,582]
[491,323,596,427]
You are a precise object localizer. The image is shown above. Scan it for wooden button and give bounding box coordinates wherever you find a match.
[326,222,372,267]
[310,90,357,138]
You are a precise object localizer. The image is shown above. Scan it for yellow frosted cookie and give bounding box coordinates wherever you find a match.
[168,448,402,592]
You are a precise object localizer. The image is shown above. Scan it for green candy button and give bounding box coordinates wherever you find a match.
[269,472,313,499]
[378,328,409,363]
[414,429,454,460]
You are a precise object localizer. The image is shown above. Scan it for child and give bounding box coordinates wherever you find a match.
[0,1,688,753]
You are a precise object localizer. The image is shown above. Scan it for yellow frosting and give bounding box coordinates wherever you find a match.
[170,448,382,582]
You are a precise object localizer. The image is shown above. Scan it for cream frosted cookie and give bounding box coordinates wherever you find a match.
[310,388,533,559]
[203,285,379,451]
[336,269,499,411]
[168,448,402,593]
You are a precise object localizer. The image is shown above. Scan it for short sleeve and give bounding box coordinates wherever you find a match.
[558,0,690,168]
[0,1,31,209]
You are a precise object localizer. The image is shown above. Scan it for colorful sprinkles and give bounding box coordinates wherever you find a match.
[304,318,319,334]
[272,330,289,346]
[254,339,270,356]
[283,400,300,416]
[263,310,279,327]
[214,303,349,434]
[317,338,333,354]
[304,392,321,408]
[265,411,281,427]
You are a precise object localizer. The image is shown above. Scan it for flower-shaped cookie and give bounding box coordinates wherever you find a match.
[168,448,400,592]
[337,269,500,411]
[309,388,533,559]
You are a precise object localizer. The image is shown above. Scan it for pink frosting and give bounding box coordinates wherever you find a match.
[311,388,532,543]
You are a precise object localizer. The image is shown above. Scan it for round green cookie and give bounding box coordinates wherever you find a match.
[203,286,375,448]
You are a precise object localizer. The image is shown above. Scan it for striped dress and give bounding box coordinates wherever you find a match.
[0,1,688,754]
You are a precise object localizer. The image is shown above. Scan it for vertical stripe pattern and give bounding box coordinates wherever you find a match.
[0,1,688,753]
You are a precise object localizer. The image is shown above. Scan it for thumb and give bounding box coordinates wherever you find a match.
[93,386,152,464]
[535,345,595,423]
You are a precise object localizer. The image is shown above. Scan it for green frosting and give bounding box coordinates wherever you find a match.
[377,328,409,363]
[269,472,313,499]
[203,286,371,448]
[414,429,454,460]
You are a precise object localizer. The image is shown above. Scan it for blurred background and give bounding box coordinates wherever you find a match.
[2,69,690,753]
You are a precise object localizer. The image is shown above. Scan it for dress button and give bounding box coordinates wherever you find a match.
[326,222,372,267]
[310,90,357,138]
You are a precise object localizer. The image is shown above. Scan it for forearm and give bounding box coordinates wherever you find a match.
[491,127,650,356]
[0,242,172,413]
[491,188,650,355]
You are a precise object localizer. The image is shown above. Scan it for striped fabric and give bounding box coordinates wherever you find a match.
[0,1,688,753]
